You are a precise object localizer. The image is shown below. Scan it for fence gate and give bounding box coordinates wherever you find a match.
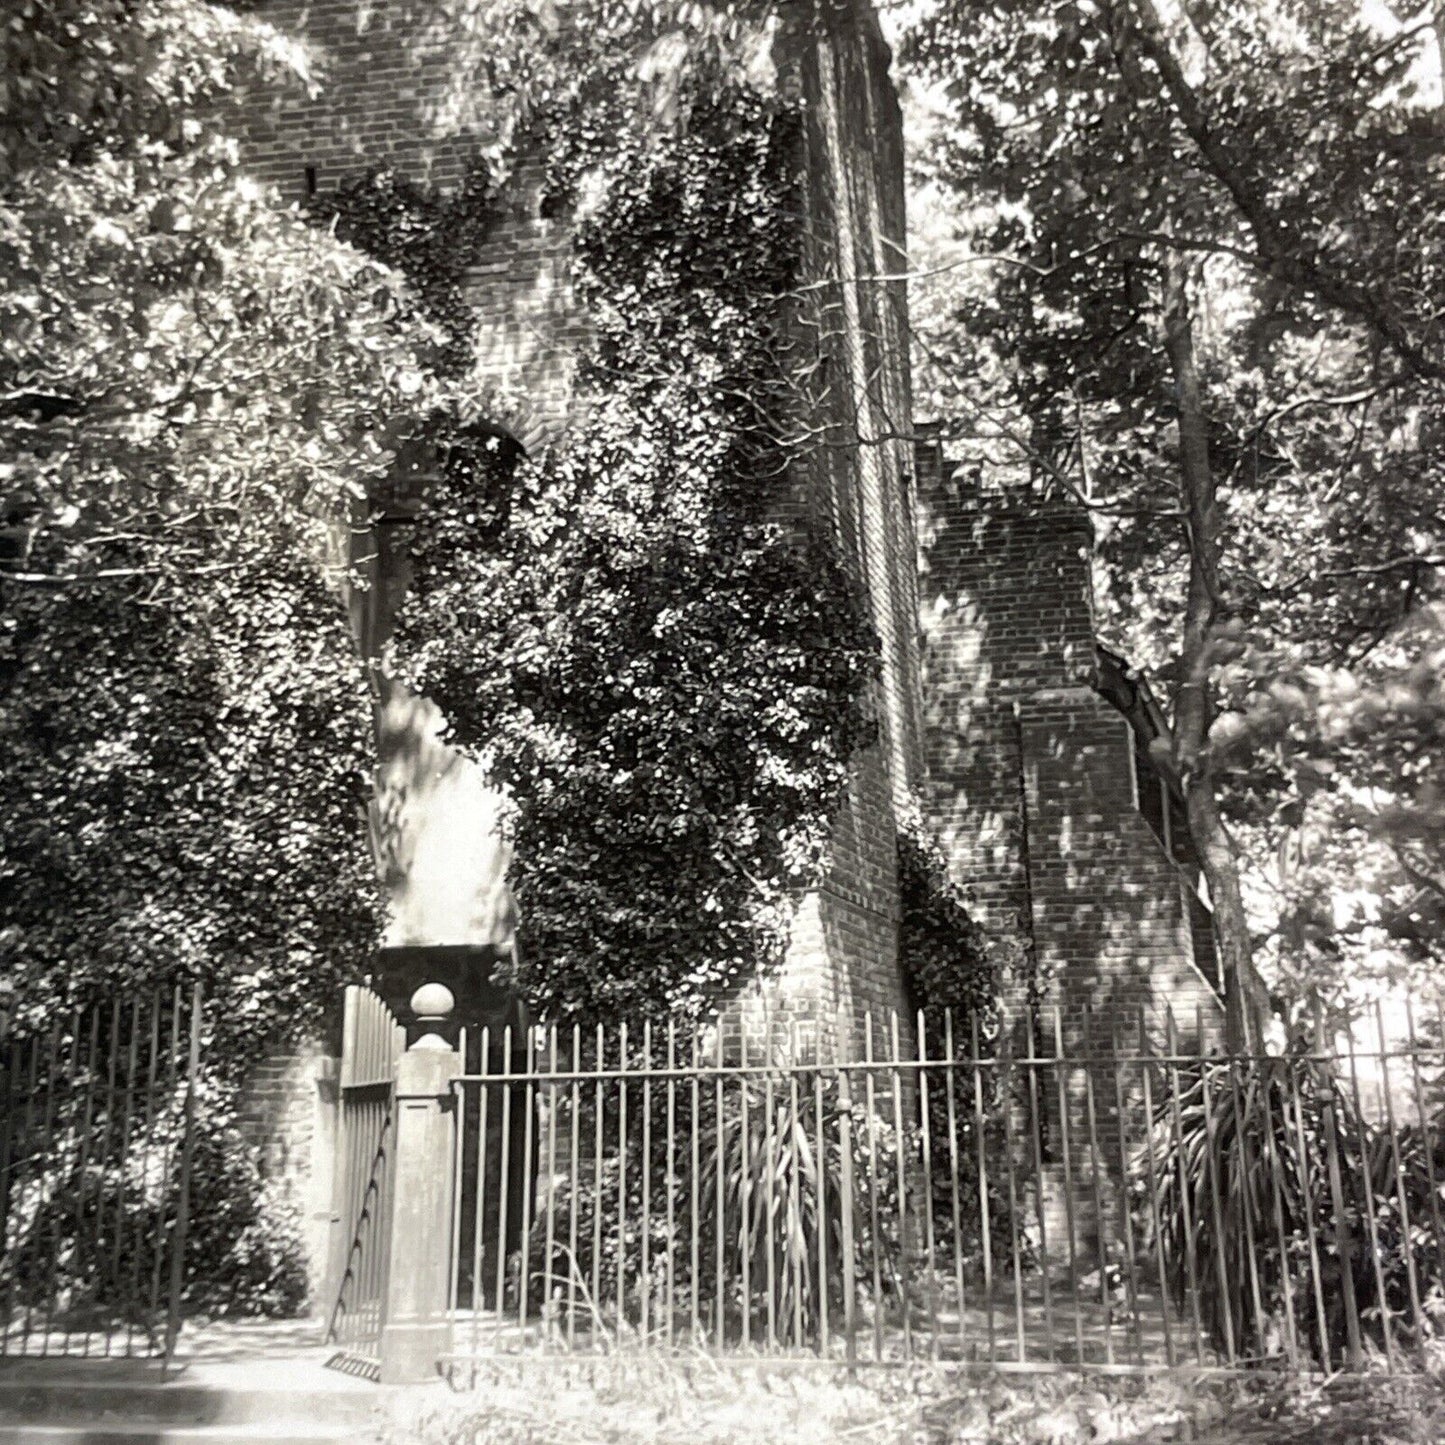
[325,985,404,1373]
[0,984,203,1365]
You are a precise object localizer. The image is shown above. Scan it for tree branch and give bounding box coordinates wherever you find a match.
[1115,0,1445,383]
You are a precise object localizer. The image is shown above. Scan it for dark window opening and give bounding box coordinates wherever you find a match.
[1187,886,1224,996]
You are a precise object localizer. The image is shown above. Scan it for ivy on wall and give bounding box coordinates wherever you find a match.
[0,548,379,1057]
[380,73,881,1024]
[309,56,1001,1032]
[308,162,497,374]
[0,0,463,1058]
[896,812,997,1037]
[0,3,1003,1065]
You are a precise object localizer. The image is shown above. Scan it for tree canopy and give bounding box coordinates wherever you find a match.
[904,0,1445,1027]
[1,0,446,1041]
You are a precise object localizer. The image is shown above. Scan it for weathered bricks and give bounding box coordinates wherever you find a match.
[236,1044,340,1306]
[913,451,1225,1057]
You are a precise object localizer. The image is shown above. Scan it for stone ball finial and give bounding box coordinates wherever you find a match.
[410,982,456,1024]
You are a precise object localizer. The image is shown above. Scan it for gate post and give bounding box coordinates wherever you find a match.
[378,983,461,1385]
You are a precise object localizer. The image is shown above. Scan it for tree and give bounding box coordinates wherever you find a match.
[905,0,1445,1035]
[3,0,445,597]
[1,1,446,1043]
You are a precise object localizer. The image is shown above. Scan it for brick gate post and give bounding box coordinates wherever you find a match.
[378,983,462,1385]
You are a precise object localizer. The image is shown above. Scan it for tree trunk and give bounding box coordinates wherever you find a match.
[1183,779,1266,1052]
[1159,251,1268,1052]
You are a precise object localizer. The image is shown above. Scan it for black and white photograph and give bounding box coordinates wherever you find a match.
[3,0,1444,1439]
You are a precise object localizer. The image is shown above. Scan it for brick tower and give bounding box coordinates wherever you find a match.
[232,4,1230,1301]
[912,441,1226,1053]
[240,0,1223,1053]
[241,0,925,1051]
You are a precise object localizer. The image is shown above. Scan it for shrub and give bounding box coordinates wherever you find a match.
[523,1064,909,1344]
[0,1070,308,1335]
[181,1113,310,1319]
[896,816,996,1035]
[1145,1056,1445,1366]
[0,551,379,1065]
[896,812,1018,1267]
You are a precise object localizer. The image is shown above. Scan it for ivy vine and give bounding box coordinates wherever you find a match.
[312,62,1000,1033]
[0,549,379,1059]
[308,161,497,373]
[381,72,881,1025]
[896,813,997,1039]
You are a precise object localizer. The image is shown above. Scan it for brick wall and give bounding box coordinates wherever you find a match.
[915,456,1224,1055]
[236,1044,340,1309]
[240,0,507,203]
[914,454,1224,1236]
[747,2,922,1050]
[779,3,924,806]
[732,744,907,1064]
[237,0,1221,1068]
[240,1,922,1049]
[463,183,585,452]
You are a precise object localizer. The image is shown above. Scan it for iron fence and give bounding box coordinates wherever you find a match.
[0,983,203,1364]
[441,1001,1445,1377]
[325,983,405,1370]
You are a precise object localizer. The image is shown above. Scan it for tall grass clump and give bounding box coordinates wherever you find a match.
[1145,1056,1445,1366]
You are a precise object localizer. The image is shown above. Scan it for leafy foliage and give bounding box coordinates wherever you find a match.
[1,1039,309,1333]
[182,1104,311,1318]
[1207,608,1445,1025]
[389,74,879,1024]
[524,1066,909,1342]
[894,815,1020,1259]
[1145,1057,1445,1365]
[308,162,498,373]
[3,2,443,597]
[0,0,449,1040]
[897,812,998,1036]
[904,0,1445,1016]
[0,552,378,1055]
[1,2,455,1316]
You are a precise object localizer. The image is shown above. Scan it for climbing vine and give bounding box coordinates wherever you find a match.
[896,811,997,1038]
[384,72,881,1024]
[0,548,379,1058]
[894,810,1017,1262]
[308,162,498,374]
[0,0,455,1063]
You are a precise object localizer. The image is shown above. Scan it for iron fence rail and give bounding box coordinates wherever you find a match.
[441,1002,1445,1377]
[0,983,203,1365]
